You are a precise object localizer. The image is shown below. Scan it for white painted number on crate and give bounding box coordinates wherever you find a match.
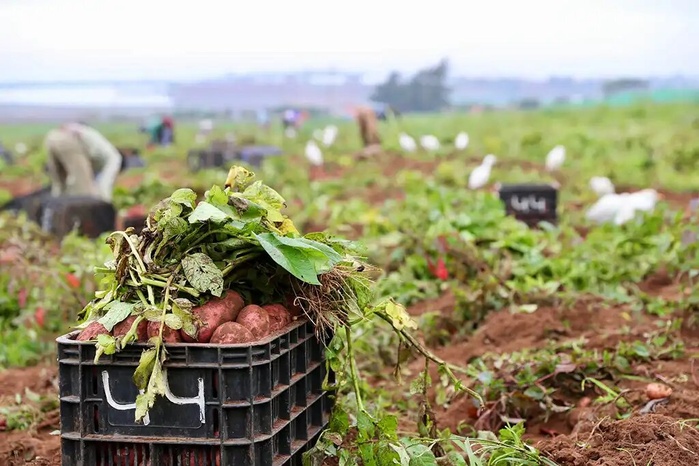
[102,369,206,425]
[102,371,151,425]
[510,195,547,213]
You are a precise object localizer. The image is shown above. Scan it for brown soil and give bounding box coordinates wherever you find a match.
[392,265,699,464]
[381,156,443,179]
[538,414,699,466]
[0,365,61,466]
[407,290,456,317]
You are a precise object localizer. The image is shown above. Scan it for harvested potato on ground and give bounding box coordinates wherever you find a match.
[182,290,245,343]
[76,321,109,341]
[262,304,292,332]
[113,316,149,342]
[210,322,255,344]
[646,383,672,399]
[148,321,183,343]
[236,305,270,339]
[284,294,305,317]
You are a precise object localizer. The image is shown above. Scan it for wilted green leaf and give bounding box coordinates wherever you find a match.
[224,166,255,191]
[98,301,136,331]
[242,181,286,223]
[409,371,431,395]
[135,391,155,423]
[161,216,189,237]
[169,188,197,208]
[182,253,224,297]
[133,348,157,390]
[94,334,117,363]
[163,313,183,330]
[122,315,145,345]
[172,299,197,338]
[205,184,229,206]
[383,301,417,331]
[189,202,229,223]
[142,306,164,321]
[172,298,193,312]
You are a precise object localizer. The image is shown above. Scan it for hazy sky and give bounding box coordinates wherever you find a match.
[1,0,697,82]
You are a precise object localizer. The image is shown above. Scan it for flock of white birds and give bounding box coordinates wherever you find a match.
[300,125,661,227]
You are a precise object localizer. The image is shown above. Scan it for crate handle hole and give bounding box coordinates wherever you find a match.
[213,409,220,438]
[91,367,99,395]
[92,405,100,433]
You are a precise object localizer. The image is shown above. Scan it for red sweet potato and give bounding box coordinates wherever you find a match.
[262,304,292,332]
[210,322,255,344]
[76,322,109,341]
[147,321,182,343]
[113,316,149,342]
[236,305,270,339]
[182,290,245,343]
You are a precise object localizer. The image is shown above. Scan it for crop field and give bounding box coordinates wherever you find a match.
[1,103,699,466]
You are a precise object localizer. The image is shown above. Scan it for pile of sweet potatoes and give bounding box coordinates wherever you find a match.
[76,290,303,345]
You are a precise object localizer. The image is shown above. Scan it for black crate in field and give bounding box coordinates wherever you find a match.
[40,196,116,239]
[188,149,226,172]
[0,186,52,223]
[58,319,333,466]
[498,184,558,226]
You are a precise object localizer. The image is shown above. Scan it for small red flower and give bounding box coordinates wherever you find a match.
[426,256,449,281]
[66,273,81,289]
[435,258,449,281]
[34,307,46,327]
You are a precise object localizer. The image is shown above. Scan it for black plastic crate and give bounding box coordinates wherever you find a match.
[40,195,116,239]
[188,149,227,172]
[0,186,52,223]
[57,319,334,466]
[237,146,283,168]
[498,184,558,227]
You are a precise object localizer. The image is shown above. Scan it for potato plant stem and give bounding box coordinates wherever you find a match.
[139,277,199,297]
[345,326,364,411]
[221,252,261,276]
[375,312,483,404]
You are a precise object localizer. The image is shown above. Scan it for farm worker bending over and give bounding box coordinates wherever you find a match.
[44,122,122,202]
[355,106,381,147]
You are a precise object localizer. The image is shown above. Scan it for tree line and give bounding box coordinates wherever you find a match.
[370,59,451,113]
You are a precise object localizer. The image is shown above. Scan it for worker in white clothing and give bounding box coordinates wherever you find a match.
[44,122,122,202]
